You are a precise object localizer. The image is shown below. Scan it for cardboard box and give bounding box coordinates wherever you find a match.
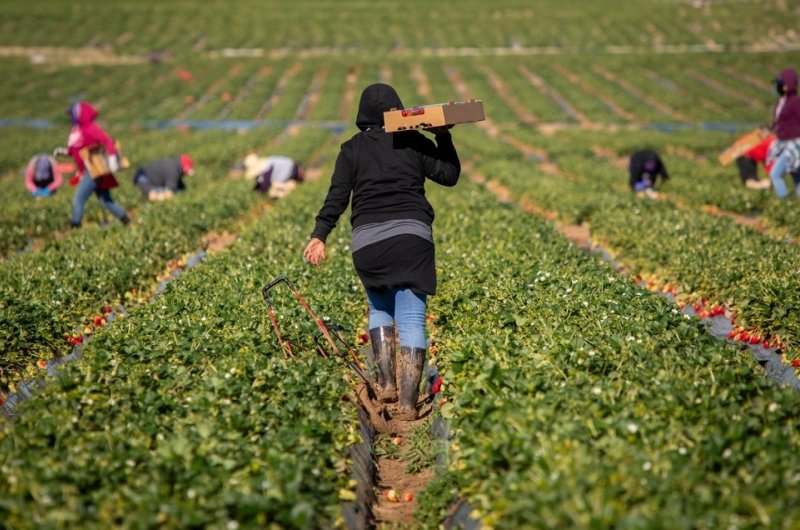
[79,140,130,178]
[718,128,770,166]
[384,99,485,133]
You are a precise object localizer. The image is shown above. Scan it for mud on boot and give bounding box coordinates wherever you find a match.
[395,346,425,421]
[370,326,398,402]
[355,381,393,434]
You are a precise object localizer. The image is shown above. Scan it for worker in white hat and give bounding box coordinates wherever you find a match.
[244,153,304,198]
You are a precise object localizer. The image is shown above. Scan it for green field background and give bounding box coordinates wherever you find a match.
[2,1,800,529]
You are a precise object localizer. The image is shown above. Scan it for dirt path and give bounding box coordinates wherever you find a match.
[643,69,724,114]
[339,67,361,122]
[444,65,565,176]
[217,65,272,120]
[255,62,303,120]
[478,65,538,126]
[379,65,392,84]
[685,69,763,110]
[202,230,238,253]
[699,205,794,242]
[586,145,789,239]
[551,63,637,123]
[294,65,330,120]
[203,41,800,60]
[467,161,588,247]
[460,101,788,245]
[518,65,593,127]
[592,65,690,121]
[176,63,245,120]
[716,64,773,92]
[265,64,330,147]
[0,45,146,65]
[410,64,433,103]
[372,459,433,527]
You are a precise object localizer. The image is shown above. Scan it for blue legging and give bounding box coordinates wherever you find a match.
[769,149,800,199]
[71,171,127,225]
[366,288,427,350]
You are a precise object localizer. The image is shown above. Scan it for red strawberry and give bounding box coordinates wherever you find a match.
[792,359,800,368]
[749,335,762,345]
[431,375,443,394]
[101,305,112,315]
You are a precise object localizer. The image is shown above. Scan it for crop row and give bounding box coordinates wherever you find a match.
[0,126,288,257]
[529,127,800,237]
[4,126,800,527]
[414,175,800,528]
[453,127,800,352]
[1,48,787,134]
[0,168,369,528]
[0,126,336,392]
[0,1,797,55]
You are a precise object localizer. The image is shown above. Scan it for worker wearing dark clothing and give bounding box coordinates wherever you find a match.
[629,149,669,195]
[304,83,460,421]
[133,154,194,201]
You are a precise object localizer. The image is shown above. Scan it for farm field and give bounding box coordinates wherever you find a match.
[2,1,800,528]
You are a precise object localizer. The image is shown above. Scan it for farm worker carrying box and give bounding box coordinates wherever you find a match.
[24,154,63,198]
[54,102,130,228]
[133,154,194,202]
[304,83,461,423]
[766,68,800,199]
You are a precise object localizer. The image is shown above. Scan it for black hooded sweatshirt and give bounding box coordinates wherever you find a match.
[311,83,461,294]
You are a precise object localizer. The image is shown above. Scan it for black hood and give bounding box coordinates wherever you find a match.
[355,83,403,131]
